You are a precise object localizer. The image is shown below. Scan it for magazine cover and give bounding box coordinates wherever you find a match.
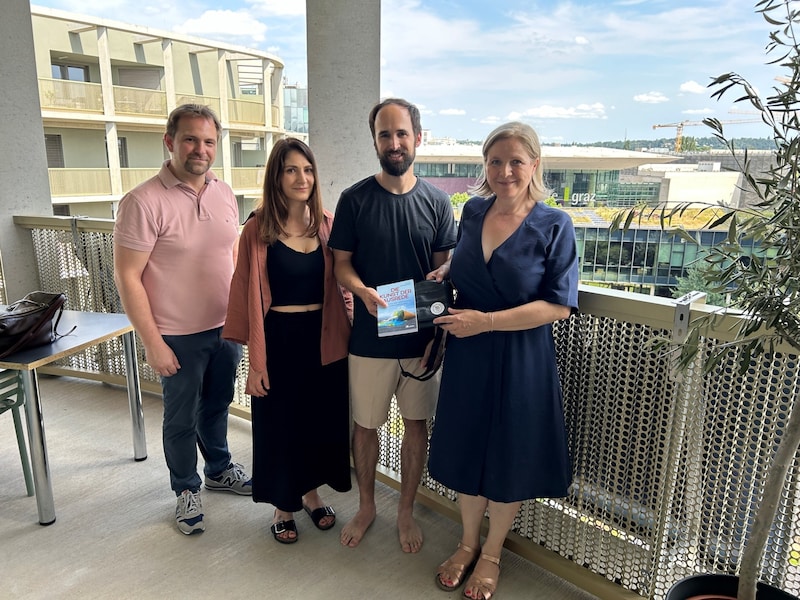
[376,279,418,337]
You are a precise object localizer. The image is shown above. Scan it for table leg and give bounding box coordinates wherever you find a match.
[20,369,56,525]
[122,331,147,461]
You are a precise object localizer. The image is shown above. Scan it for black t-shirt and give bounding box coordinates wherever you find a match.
[329,176,457,358]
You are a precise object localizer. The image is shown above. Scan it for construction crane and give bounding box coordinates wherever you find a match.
[652,119,761,152]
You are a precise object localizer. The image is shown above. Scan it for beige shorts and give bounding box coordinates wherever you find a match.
[348,354,440,429]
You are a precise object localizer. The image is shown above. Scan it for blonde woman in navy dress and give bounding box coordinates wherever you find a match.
[427,122,579,599]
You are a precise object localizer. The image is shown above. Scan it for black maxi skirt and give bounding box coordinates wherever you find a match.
[250,309,351,512]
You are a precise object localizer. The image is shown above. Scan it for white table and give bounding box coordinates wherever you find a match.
[0,310,146,524]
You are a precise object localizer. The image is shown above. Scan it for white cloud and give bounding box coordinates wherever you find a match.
[33,0,778,143]
[680,80,707,94]
[174,10,268,43]
[510,103,607,120]
[440,108,466,116]
[480,116,503,125]
[634,92,669,104]
[683,108,715,115]
[244,0,305,17]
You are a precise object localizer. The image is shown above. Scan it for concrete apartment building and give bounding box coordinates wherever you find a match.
[31,5,285,219]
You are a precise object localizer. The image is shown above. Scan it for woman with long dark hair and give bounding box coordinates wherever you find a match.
[224,138,352,544]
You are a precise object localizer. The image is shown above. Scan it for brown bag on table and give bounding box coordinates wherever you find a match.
[0,292,68,360]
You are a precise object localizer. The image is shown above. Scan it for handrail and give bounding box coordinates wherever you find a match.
[11,214,800,600]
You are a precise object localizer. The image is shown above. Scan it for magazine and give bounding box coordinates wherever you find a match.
[376,279,418,337]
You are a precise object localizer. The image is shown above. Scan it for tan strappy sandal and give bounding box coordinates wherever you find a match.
[462,553,501,600]
[436,542,480,591]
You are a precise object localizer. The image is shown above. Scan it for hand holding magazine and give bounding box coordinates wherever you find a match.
[376,279,455,338]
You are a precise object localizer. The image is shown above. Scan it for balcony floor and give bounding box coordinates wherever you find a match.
[0,375,600,600]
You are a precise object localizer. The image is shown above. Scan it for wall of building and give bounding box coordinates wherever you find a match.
[170,40,221,96]
[1,0,55,299]
[50,129,107,167]
[62,201,116,218]
[662,171,742,206]
[307,0,380,211]
[121,131,167,167]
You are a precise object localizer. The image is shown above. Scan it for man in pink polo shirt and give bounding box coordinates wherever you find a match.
[114,104,251,535]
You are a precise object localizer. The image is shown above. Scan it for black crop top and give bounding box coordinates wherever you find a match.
[267,240,324,306]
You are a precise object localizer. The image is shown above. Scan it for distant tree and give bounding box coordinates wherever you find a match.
[450,192,470,207]
[544,196,558,207]
[672,262,727,306]
[682,136,698,152]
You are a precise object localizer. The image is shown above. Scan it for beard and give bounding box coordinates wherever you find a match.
[377,147,415,177]
[182,161,210,176]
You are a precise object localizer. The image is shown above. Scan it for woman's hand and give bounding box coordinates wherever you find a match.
[247,368,270,397]
[433,307,491,338]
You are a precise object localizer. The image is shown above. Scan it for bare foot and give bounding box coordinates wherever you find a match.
[397,511,423,553]
[340,505,376,548]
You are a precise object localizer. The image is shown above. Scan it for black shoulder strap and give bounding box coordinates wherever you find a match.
[398,326,445,382]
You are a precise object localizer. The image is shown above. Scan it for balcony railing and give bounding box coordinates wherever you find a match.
[112,85,167,117]
[231,167,263,189]
[120,168,160,192]
[38,78,104,113]
[48,168,258,198]
[47,169,112,196]
[10,214,800,600]
[228,97,266,125]
[175,94,221,117]
[38,78,275,128]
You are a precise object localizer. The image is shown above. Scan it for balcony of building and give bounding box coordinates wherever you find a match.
[4,215,800,600]
[39,76,281,129]
[46,167,264,200]
[0,374,605,600]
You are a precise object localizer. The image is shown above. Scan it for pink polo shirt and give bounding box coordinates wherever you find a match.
[114,161,240,335]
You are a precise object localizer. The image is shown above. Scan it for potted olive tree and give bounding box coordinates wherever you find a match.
[613,2,800,598]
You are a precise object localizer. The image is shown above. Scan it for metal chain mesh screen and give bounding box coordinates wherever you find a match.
[29,224,254,406]
[30,227,129,377]
[21,221,800,599]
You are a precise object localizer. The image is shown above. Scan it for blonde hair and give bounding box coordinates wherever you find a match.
[470,121,549,201]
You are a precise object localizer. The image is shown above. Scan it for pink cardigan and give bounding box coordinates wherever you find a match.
[223,210,352,395]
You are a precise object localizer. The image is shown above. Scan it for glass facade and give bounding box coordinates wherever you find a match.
[575,226,758,297]
[283,85,308,133]
[417,159,660,207]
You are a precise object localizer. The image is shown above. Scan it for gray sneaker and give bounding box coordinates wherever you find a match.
[176,489,204,535]
[204,462,253,496]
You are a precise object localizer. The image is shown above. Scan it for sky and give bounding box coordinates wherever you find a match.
[31,0,784,144]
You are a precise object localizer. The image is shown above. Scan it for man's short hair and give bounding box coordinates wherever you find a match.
[166,104,222,139]
[368,98,422,139]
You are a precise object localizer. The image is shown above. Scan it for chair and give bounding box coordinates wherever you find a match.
[0,369,34,496]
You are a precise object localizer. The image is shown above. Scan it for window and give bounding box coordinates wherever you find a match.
[51,64,88,82]
[118,137,129,169]
[117,68,162,90]
[44,134,65,168]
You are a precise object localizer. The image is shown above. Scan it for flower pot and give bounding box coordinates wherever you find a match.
[666,574,798,600]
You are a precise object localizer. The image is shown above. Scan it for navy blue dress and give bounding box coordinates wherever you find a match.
[428,196,579,503]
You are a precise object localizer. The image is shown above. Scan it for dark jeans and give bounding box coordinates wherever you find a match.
[160,327,242,495]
